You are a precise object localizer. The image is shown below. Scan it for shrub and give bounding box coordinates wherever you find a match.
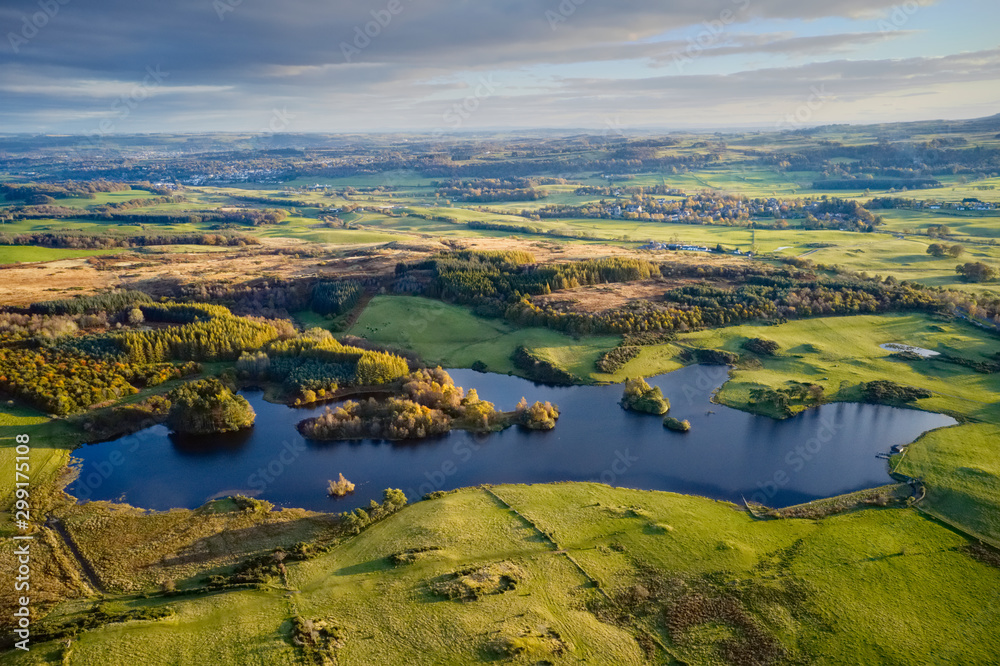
[327,473,356,497]
[337,489,407,534]
[389,546,442,566]
[692,348,739,365]
[860,380,932,404]
[597,345,640,373]
[430,562,524,601]
[742,338,780,356]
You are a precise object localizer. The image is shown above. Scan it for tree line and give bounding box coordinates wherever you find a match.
[0,232,258,249]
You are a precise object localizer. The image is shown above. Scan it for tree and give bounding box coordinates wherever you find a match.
[947,244,965,258]
[956,262,998,283]
[620,377,670,415]
[167,378,255,435]
[926,243,948,257]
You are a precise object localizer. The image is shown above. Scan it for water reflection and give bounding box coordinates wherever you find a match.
[67,366,957,511]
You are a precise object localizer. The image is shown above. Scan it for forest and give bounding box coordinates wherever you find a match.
[395,250,980,337]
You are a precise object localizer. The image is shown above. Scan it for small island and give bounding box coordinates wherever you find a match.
[515,397,560,430]
[166,378,256,435]
[298,368,560,440]
[620,377,670,415]
[663,416,692,432]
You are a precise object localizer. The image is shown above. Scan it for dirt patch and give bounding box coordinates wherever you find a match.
[488,625,567,661]
[0,258,114,306]
[964,542,1000,568]
[430,561,524,601]
[534,277,735,313]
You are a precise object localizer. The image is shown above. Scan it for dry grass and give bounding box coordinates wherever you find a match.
[55,500,333,593]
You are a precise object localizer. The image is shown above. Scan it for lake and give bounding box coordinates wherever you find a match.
[67,365,957,511]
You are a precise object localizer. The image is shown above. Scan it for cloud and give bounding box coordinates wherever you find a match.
[3,0,992,133]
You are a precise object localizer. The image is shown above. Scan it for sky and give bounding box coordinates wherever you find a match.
[0,0,998,134]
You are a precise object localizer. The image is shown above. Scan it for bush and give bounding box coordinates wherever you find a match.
[430,562,524,601]
[692,348,739,365]
[743,338,780,356]
[337,489,407,534]
[597,345,640,373]
[860,380,932,404]
[620,377,670,415]
[328,473,356,497]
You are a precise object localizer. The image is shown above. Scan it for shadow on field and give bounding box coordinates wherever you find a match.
[334,558,391,577]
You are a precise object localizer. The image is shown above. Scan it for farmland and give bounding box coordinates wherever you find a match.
[3,485,999,665]
[1,121,999,664]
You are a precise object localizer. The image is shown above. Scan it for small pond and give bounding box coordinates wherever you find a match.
[67,365,956,511]
[880,343,940,358]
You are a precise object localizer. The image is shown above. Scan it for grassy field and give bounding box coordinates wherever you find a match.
[345,295,619,380]
[678,313,1000,420]
[674,313,1000,541]
[0,403,76,532]
[6,484,998,664]
[895,423,1000,544]
[53,190,155,208]
[5,167,999,297]
[0,246,120,264]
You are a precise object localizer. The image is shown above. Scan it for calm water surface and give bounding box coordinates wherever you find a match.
[67,365,956,511]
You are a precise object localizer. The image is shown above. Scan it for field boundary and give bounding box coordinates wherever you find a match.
[911,502,1000,551]
[482,486,611,601]
[46,517,107,594]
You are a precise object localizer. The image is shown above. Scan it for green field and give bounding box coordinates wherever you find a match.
[0,245,120,264]
[6,484,998,664]
[0,403,75,532]
[674,313,1000,542]
[2,128,1000,664]
[345,295,619,381]
[5,163,999,298]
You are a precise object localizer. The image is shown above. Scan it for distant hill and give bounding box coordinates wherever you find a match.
[789,113,1000,139]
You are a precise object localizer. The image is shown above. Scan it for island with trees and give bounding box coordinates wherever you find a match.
[620,377,671,415]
